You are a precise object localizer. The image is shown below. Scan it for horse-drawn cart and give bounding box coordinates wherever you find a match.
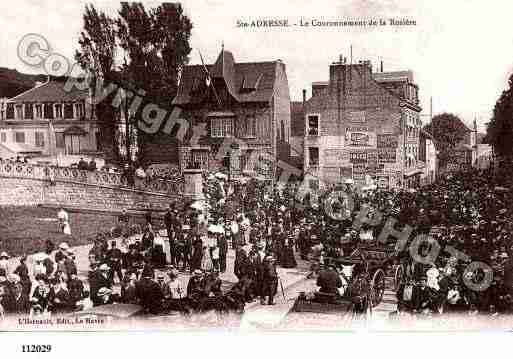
[291,245,395,314]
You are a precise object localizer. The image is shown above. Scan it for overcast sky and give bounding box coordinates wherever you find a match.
[1,0,513,132]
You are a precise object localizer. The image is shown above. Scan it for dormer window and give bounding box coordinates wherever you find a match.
[307,114,320,136]
[241,74,262,93]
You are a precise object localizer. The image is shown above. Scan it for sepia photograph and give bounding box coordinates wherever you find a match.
[1,0,513,355]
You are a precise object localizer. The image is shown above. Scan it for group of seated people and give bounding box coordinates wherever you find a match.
[395,253,513,316]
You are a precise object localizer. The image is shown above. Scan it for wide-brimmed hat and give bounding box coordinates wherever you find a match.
[97,287,112,296]
[59,242,69,250]
[8,273,20,283]
[0,252,9,259]
[193,269,203,276]
[98,263,110,271]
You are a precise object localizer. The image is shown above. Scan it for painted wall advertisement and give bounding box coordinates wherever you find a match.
[345,126,376,147]
[377,134,398,148]
[353,163,366,180]
[350,151,367,164]
[378,148,397,163]
[324,149,349,165]
[323,166,341,184]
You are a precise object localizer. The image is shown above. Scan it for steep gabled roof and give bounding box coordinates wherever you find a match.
[173,50,279,105]
[8,80,88,103]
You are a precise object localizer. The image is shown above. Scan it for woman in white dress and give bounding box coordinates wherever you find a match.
[201,235,214,272]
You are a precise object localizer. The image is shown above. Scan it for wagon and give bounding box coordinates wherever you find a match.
[292,245,395,314]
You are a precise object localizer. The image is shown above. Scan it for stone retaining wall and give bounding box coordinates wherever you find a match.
[0,161,183,210]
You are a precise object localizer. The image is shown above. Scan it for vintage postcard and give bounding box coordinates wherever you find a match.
[0,0,513,350]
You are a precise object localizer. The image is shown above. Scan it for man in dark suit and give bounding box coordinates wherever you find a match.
[186,269,205,302]
[164,205,178,266]
[90,264,113,306]
[135,268,163,315]
[7,283,30,315]
[217,234,228,273]
[261,256,278,305]
[316,265,342,295]
[48,278,72,314]
[106,241,123,284]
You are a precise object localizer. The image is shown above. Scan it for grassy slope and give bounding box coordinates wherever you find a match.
[0,206,142,257]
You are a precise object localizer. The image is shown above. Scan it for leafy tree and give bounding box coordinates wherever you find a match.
[76,2,192,165]
[116,2,192,164]
[75,4,120,162]
[423,113,468,168]
[486,73,513,160]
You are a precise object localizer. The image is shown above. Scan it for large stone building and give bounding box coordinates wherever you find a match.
[302,59,422,189]
[172,49,291,180]
[0,79,99,161]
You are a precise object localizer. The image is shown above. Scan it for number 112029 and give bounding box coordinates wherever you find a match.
[21,345,52,353]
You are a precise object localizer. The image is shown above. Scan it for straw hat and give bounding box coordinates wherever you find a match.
[97,287,112,297]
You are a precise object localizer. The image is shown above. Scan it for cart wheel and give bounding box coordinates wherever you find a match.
[394,265,404,292]
[371,269,385,307]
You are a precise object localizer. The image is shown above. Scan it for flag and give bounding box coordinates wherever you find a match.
[198,50,222,108]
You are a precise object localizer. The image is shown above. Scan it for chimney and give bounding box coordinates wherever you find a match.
[380,60,383,72]
[302,89,306,104]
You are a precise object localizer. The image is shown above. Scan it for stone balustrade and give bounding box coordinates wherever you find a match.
[0,160,184,195]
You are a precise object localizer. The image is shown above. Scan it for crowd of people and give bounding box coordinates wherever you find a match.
[0,166,512,321]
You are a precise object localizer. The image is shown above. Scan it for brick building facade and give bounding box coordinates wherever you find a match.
[303,59,422,189]
[172,49,291,180]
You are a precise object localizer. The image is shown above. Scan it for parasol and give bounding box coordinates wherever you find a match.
[208,224,224,234]
[190,200,210,211]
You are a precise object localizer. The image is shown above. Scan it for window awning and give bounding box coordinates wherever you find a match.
[63,125,88,136]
